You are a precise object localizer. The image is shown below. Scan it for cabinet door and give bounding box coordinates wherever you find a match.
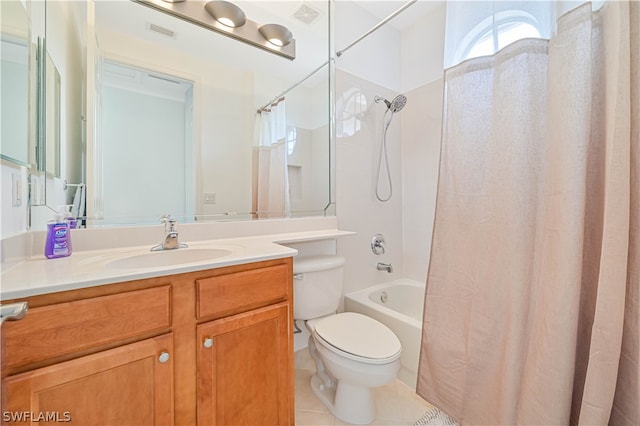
[197,302,292,426]
[2,334,174,426]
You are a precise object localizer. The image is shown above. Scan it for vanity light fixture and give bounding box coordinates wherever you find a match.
[133,0,296,60]
[258,23,293,47]
[204,1,246,28]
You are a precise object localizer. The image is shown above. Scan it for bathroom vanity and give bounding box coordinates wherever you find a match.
[0,221,354,425]
[1,251,295,425]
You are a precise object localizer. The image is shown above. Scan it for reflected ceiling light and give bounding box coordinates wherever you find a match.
[258,24,293,47]
[204,1,246,28]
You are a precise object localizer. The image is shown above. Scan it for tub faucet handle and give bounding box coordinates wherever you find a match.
[371,234,386,255]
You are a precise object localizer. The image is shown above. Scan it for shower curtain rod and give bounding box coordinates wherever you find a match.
[258,0,416,113]
[335,0,417,57]
[257,59,330,113]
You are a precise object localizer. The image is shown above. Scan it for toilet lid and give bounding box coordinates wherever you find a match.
[314,312,401,360]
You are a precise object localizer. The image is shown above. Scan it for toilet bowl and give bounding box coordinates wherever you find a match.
[293,256,402,425]
[306,312,401,424]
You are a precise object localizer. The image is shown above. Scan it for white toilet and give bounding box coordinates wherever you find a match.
[294,255,401,425]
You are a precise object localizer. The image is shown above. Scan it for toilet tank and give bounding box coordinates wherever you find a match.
[293,255,346,320]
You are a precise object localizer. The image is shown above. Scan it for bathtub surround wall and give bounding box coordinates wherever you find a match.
[400,4,446,283]
[334,1,402,295]
[335,69,404,295]
[335,1,446,292]
[401,80,443,283]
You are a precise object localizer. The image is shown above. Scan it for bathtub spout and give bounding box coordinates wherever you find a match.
[377,262,393,273]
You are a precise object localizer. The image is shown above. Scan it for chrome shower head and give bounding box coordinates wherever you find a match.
[374,94,407,113]
[390,94,407,112]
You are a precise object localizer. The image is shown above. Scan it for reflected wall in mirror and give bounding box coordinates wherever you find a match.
[82,0,332,227]
[37,0,85,212]
[1,0,30,166]
[45,52,61,178]
[99,60,195,223]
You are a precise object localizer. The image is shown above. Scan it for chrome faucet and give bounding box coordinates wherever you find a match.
[151,215,188,251]
[377,262,393,273]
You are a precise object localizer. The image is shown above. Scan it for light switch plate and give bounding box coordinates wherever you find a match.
[12,173,22,207]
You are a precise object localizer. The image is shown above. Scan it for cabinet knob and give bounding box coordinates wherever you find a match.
[203,338,214,349]
[158,351,170,363]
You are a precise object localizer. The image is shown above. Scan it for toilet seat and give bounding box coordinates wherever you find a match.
[309,312,401,364]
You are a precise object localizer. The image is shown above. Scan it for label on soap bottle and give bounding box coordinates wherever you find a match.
[52,223,70,255]
[45,221,71,258]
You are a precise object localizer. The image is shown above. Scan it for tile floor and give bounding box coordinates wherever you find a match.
[294,350,435,426]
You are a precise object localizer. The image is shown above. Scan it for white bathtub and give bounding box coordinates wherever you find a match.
[344,279,426,388]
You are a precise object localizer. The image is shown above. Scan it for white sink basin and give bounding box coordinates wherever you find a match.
[105,247,233,269]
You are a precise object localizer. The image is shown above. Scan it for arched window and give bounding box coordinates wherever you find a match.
[455,11,542,63]
[444,1,608,68]
[444,3,549,68]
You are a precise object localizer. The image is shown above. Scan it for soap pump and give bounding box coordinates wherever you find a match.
[64,205,78,229]
[44,207,72,259]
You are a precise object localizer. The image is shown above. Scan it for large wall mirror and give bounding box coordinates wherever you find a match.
[33,0,333,229]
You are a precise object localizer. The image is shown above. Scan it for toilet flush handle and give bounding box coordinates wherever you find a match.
[293,273,304,280]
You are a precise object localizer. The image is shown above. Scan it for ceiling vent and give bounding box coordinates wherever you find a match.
[147,23,176,39]
[292,2,321,25]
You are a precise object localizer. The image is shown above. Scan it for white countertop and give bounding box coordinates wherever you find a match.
[1,229,354,300]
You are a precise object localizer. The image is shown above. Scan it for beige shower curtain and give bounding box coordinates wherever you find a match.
[417,2,638,425]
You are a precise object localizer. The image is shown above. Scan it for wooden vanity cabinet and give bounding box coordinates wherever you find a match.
[1,257,294,426]
[194,260,293,426]
[2,334,174,426]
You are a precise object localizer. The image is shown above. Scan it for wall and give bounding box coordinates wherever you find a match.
[101,86,187,222]
[95,29,255,220]
[400,3,446,283]
[334,1,402,93]
[335,69,405,295]
[335,1,403,295]
[0,161,29,239]
[401,79,444,283]
[46,0,84,205]
[335,1,446,292]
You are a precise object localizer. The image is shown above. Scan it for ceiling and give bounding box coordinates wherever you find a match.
[355,1,443,31]
[95,0,442,90]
